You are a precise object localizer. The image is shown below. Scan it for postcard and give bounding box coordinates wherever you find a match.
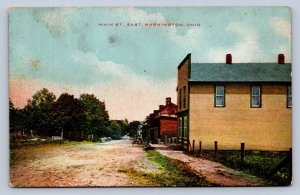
[9,7,292,187]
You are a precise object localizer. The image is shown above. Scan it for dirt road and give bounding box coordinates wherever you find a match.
[10,139,267,187]
[10,139,158,187]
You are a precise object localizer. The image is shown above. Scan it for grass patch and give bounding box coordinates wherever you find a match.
[125,149,212,187]
[201,150,291,186]
[10,139,96,149]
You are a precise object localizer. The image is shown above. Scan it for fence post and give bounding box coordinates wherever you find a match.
[192,140,195,153]
[186,139,190,151]
[199,141,203,158]
[289,148,292,181]
[214,141,218,156]
[241,143,245,163]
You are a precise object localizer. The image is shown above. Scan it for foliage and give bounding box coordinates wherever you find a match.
[9,99,17,132]
[107,120,128,139]
[126,121,141,137]
[29,88,56,109]
[124,149,210,187]
[9,99,30,140]
[22,88,56,136]
[79,94,109,139]
[202,150,291,185]
[51,93,85,141]
[9,88,131,141]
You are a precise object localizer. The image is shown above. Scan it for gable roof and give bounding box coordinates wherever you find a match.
[189,63,291,83]
[160,103,178,115]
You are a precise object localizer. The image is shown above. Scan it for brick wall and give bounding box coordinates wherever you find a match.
[160,118,178,137]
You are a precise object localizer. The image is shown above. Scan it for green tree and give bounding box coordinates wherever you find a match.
[107,120,128,139]
[23,88,56,136]
[51,93,84,141]
[79,94,109,139]
[127,121,141,137]
[9,99,17,134]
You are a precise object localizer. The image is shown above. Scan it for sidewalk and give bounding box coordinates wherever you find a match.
[152,144,268,187]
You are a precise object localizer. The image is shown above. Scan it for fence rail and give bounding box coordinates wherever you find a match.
[177,138,292,184]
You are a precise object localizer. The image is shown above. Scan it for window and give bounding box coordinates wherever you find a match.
[179,88,182,109]
[287,85,292,108]
[251,86,261,108]
[183,116,188,138]
[183,86,186,109]
[215,86,225,107]
[178,117,183,138]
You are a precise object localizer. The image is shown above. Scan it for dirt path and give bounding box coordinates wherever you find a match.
[10,139,158,187]
[153,144,267,186]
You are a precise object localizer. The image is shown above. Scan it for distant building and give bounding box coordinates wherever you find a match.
[144,97,178,143]
[177,53,291,151]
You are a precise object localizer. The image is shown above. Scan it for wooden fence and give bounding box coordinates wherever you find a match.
[183,139,292,181]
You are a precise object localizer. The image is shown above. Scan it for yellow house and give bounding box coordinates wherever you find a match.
[177,53,292,151]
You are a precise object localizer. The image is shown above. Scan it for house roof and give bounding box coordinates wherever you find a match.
[160,103,178,116]
[189,63,291,83]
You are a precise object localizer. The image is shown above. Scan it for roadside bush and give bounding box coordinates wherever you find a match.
[202,150,291,185]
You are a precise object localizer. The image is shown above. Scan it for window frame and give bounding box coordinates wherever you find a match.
[214,85,225,107]
[287,85,292,108]
[183,86,186,109]
[178,117,183,138]
[251,85,262,108]
[183,116,188,138]
[179,88,182,110]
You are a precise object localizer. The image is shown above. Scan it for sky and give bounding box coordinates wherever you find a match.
[9,7,291,121]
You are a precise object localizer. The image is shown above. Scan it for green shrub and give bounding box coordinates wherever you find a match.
[202,150,291,185]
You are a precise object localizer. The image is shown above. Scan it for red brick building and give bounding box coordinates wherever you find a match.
[159,98,178,138]
[144,97,178,143]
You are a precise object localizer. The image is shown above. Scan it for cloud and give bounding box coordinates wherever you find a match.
[113,7,202,48]
[73,51,129,79]
[10,76,177,122]
[39,8,76,37]
[72,51,177,121]
[169,27,202,49]
[10,51,177,121]
[270,18,291,62]
[271,18,291,42]
[205,22,267,63]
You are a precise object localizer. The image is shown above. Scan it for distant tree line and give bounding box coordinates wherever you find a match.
[9,88,140,141]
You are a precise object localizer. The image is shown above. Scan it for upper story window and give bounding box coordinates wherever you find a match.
[183,86,186,109]
[179,88,182,109]
[251,86,261,108]
[215,86,225,107]
[287,85,292,108]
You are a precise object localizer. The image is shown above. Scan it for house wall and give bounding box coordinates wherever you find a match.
[160,117,178,138]
[177,55,190,142]
[177,55,189,112]
[189,83,292,151]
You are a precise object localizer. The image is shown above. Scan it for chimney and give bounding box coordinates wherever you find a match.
[226,54,232,64]
[166,97,171,105]
[159,105,164,110]
[278,54,285,64]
